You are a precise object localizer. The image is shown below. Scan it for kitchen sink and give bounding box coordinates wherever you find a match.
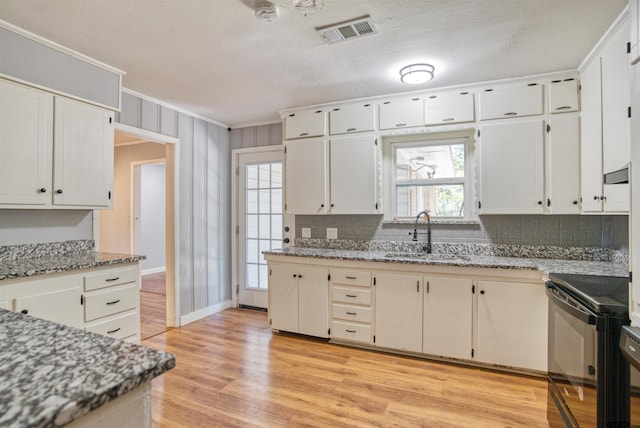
[383,252,470,261]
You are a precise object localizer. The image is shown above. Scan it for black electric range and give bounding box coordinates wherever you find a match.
[546,273,630,427]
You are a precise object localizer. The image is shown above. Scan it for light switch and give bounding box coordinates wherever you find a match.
[327,228,338,239]
[302,228,311,238]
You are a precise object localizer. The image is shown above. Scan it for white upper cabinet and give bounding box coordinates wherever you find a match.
[0,78,114,209]
[53,97,114,208]
[479,83,543,120]
[601,19,631,174]
[548,79,580,113]
[479,120,545,214]
[0,79,53,206]
[378,97,423,130]
[284,138,328,214]
[329,135,379,214]
[546,117,581,214]
[329,103,375,135]
[284,109,325,139]
[580,58,604,213]
[424,91,475,125]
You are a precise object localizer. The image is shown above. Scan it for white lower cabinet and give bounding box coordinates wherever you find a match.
[0,263,141,341]
[476,280,548,372]
[374,272,423,353]
[330,268,373,344]
[268,263,329,337]
[265,256,549,373]
[423,277,473,360]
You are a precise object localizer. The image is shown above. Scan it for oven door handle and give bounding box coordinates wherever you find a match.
[546,284,597,325]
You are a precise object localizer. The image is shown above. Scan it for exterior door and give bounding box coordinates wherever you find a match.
[238,150,284,308]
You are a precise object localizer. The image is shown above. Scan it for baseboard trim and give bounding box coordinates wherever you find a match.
[141,266,166,276]
[179,300,232,326]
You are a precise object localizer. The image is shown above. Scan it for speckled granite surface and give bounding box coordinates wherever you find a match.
[0,241,145,281]
[0,308,175,428]
[264,246,629,278]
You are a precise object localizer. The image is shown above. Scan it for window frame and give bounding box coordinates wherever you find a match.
[382,131,476,222]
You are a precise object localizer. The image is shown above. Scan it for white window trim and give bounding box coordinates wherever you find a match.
[382,130,477,222]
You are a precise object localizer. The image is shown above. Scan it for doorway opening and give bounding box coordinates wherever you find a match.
[96,124,179,340]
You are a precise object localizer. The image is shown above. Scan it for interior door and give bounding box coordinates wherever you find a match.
[238,150,284,308]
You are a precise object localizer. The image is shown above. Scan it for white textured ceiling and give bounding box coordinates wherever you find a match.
[0,0,628,127]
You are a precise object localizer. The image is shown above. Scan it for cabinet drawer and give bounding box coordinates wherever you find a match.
[332,303,372,323]
[330,269,371,287]
[424,92,475,125]
[378,97,423,130]
[84,267,138,291]
[479,84,543,120]
[85,283,138,321]
[85,311,138,340]
[329,103,375,135]
[549,79,580,113]
[332,286,372,305]
[331,320,371,343]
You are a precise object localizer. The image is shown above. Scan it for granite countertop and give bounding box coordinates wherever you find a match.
[263,247,629,278]
[0,308,175,427]
[0,252,145,281]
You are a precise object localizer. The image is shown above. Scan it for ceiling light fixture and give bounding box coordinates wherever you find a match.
[255,1,278,21]
[399,63,435,85]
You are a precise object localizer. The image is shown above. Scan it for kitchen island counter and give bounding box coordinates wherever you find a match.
[0,308,174,427]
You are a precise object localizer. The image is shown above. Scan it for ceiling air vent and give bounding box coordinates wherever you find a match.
[316,16,377,45]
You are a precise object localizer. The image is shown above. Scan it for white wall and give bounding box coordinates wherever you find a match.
[0,210,93,246]
[140,163,166,274]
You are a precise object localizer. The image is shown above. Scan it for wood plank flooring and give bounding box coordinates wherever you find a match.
[140,272,169,340]
[142,309,550,427]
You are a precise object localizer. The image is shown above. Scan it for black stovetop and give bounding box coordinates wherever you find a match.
[548,273,629,317]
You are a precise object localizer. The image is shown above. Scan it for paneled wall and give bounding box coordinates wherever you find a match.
[117,92,231,317]
[230,123,282,149]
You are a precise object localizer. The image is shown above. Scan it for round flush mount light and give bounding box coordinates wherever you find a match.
[255,1,278,21]
[399,63,435,85]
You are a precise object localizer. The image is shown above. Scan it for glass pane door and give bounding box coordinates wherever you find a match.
[238,151,283,308]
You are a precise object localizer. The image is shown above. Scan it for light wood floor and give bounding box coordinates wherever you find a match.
[140,272,169,340]
[142,308,550,427]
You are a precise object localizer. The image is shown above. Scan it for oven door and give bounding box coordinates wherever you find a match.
[546,282,599,428]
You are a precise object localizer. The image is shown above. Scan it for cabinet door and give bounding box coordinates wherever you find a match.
[284,138,327,214]
[546,117,581,214]
[479,84,543,120]
[603,183,630,213]
[14,286,83,329]
[423,277,473,360]
[0,79,53,206]
[424,92,475,125]
[53,97,114,208]
[329,135,379,214]
[378,97,423,130]
[268,264,299,333]
[329,103,375,135]
[479,120,544,214]
[298,266,329,338]
[580,58,604,212]
[549,79,580,113]
[374,272,422,353]
[476,281,547,372]
[601,20,631,174]
[284,109,325,139]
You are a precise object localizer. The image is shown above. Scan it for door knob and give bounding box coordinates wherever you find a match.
[283,238,290,243]
[56,189,63,194]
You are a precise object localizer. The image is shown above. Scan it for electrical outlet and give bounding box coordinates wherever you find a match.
[301,228,311,238]
[327,228,338,239]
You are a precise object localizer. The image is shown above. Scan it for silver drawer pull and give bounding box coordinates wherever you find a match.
[346,312,357,316]
[345,329,356,333]
[106,299,121,305]
[105,277,120,282]
[442,118,455,122]
[345,276,357,280]
[555,106,572,110]
[346,128,357,132]
[504,112,517,116]
[107,327,121,334]
[395,123,406,127]
[345,294,357,298]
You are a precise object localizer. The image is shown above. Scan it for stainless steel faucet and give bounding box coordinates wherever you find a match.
[412,210,432,253]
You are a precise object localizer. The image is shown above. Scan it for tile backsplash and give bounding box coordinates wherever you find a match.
[294,215,629,250]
